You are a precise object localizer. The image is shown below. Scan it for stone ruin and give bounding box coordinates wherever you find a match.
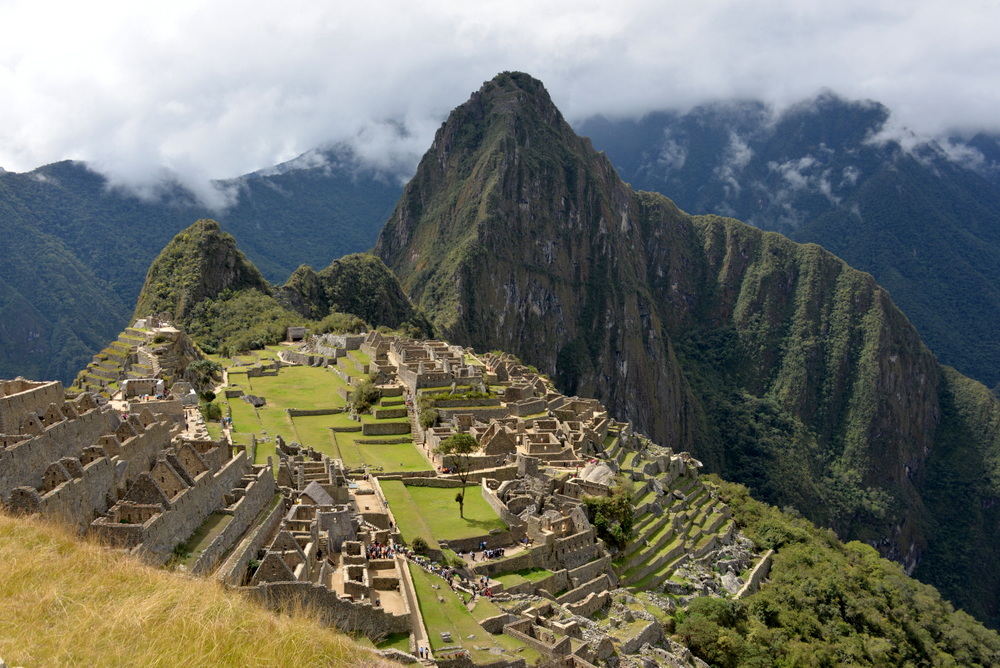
[0,376,264,565]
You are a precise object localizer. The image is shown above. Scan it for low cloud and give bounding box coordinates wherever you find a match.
[1,0,998,206]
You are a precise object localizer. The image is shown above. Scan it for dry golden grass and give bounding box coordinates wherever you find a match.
[0,513,395,667]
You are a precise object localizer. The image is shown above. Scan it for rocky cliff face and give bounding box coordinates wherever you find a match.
[375,72,1000,624]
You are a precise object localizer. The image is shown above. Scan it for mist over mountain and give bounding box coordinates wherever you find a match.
[578,97,1000,389]
[375,71,1000,626]
[0,146,401,382]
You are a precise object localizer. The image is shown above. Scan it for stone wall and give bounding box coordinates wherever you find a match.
[437,407,511,421]
[481,483,527,529]
[566,555,613,587]
[286,408,344,417]
[735,549,774,599]
[362,422,410,436]
[508,399,547,417]
[553,530,600,570]
[0,380,63,434]
[617,621,663,654]
[440,527,525,554]
[431,399,502,409]
[0,405,111,498]
[564,591,610,618]
[479,613,519,634]
[400,477,465,488]
[555,574,611,605]
[216,495,286,586]
[246,581,410,639]
[118,420,174,484]
[191,468,278,576]
[373,408,408,419]
[95,450,250,563]
[35,454,117,532]
[503,620,572,657]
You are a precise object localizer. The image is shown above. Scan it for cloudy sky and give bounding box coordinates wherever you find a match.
[1,0,997,202]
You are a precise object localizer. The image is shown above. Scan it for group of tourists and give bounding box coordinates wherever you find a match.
[459,545,507,561]
[366,541,395,560]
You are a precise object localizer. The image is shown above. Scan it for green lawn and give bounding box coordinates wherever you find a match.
[493,567,553,588]
[333,438,431,472]
[380,481,437,549]
[290,414,340,455]
[408,564,538,664]
[381,482,506,543]
[375,632,410,652]
[246,365,347,411]
[347,349,371,367]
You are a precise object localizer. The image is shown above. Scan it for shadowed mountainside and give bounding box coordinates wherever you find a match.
[375,71,1000,626]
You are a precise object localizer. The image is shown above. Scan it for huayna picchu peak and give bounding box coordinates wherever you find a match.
[376,71,1000,627]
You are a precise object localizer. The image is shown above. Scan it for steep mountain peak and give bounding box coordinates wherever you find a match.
[375,71,625,333]
[133,218,271,322]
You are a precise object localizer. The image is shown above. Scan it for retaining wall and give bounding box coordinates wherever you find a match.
[735,549,774,599]
[286,408,344,417]
[246,581,410,638]
[191,469,278,576]
[362,422,411,436]
[555,574,611,606]
[437,407,511,421]
[373,408,408,419]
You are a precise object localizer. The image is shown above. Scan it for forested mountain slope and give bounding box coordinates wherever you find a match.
[578,98,1000,390]
[375,71,1000,626]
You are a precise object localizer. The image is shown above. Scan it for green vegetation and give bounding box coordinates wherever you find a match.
[367,71,1000,629]
[348,377,381,414]
[583,477,635,550]
[380,481,506,545]
[434,433,480,518]
[407,562,537,663]
[673,478,1000,666]
[493,567,553,588]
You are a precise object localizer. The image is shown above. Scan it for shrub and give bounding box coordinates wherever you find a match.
[411,537,428,554]
[200,401,222,422]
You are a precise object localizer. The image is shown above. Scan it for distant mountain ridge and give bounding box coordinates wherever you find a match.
[0,147,402,382]
[577,97,1000,389]
[375,71,1000,626]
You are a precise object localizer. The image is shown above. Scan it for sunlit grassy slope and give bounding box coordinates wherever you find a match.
[0,513,393,667]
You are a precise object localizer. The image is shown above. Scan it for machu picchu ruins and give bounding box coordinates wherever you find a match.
[1,321,773,668]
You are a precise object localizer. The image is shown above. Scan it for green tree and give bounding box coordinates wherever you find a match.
[348,377,381,414]
[582,477,635,549]
[435,433,479,518]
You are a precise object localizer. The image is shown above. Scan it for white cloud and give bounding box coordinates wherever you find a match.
[714,132,754,197]
[0,0,998,205]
